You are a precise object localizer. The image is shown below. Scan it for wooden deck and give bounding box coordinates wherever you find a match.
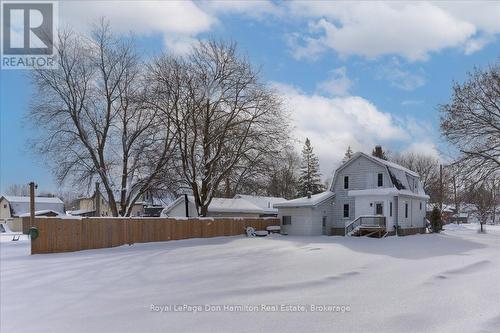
[351,226,387,238]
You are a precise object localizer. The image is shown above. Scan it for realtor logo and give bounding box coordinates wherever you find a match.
[1,1,58,69]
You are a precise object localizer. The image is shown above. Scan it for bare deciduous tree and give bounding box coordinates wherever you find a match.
[149,40,288,216]
[440,62,500,182]
[266,147,300,199]
[466,183,495,232]
[4,184,29,196]
[29,21,175,216]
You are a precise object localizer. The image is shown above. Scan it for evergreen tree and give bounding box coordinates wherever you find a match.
[297,138,324,197]
[372,145,388,160]
[429,206,443,233]
[342,146,354,163]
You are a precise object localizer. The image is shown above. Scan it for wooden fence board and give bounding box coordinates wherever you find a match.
[30,217,279,254]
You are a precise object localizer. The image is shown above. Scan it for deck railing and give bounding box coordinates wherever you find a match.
[345,215,386,235]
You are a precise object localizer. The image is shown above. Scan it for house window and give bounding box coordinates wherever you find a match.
[375,203,383,215]
[420,202,422,210]
[405,202,408,218]
[322,216,327,227]
[3,204,6,209]
[390,202,393,217]
[343,204,349,218]
[344,176,349,189]
[378,173,383,187]
[282,216,292,225]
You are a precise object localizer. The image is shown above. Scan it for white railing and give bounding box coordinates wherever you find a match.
[345,215,386,236]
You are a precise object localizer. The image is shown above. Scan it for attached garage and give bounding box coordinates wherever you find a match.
[274,191,335,236]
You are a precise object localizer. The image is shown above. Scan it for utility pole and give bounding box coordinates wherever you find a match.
[453,176,458,223]
[439,164,444,212]
[184,194,189,218]
[29,181,37,229]
[94,182,100,217]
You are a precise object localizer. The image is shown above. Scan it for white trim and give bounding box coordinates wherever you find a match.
[348,188,429,200]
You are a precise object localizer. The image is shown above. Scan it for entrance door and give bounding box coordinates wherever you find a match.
[375,202,383,215]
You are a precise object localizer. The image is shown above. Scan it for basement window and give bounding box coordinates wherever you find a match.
[282,216,291,225]
[343,204,349,218]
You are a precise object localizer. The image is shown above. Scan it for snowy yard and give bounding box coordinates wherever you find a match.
[1,224,500,333]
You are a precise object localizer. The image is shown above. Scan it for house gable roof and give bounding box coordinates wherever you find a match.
[330,152,420,191]
[0,195,64,217]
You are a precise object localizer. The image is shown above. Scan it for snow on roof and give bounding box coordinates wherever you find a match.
[164,196,266,215]
[207,197,264,213]
[18,210,62,217]
[1,196,63,204]
[274,191,335,208]
[67,209,96,216]
[1,195,65,217]
[367,153,420,178]
[233,194,286,213]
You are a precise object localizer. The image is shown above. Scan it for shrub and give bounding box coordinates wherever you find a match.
[430,206,443,233]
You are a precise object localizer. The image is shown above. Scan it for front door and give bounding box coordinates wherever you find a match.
[375,203,383,215]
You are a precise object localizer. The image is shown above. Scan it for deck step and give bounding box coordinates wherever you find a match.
[349,226,386,238]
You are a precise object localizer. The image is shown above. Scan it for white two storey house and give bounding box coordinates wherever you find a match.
[275,152,429,237]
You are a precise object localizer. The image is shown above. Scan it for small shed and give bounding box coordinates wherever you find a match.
[274,191,335,236]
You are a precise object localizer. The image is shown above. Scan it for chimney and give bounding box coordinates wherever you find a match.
[95,182,101,217]
[307,191,312,199]
[375,145,382,157]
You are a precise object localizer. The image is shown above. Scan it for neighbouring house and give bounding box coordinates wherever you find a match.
[69,183,146,217]
[162,194,286,218]
[0,195,64,232]
[275,152,429,237]
[232,194,286,216]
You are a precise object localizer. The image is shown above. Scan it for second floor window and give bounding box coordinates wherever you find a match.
[344,176,349,189]
[378,173,383,187]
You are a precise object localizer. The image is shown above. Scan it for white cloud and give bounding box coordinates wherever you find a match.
[317,67,353,96]
[272,83,412,176]
[403,142,442,162]
[286,1,500,61]
[202,0,283,19]
[464,36,493,55]
[376,59,426,91]
[60,1,216,54]
[58,1,500,60]
[401,100,424,107]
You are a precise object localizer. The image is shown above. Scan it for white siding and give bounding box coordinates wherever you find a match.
[396,197,425,229]
[332,155,390,227]
[166,200,198,217]
[0,198,11,218]
[277,196,335,236]
[353,194,395,232]
[278,207,315,235]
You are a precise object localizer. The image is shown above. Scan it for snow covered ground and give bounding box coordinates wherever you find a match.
[1,224,499,333]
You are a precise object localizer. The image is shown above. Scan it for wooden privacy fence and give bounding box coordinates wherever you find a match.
[24,217,279,254]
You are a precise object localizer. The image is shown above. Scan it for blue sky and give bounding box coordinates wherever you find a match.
[1,1,499,193]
